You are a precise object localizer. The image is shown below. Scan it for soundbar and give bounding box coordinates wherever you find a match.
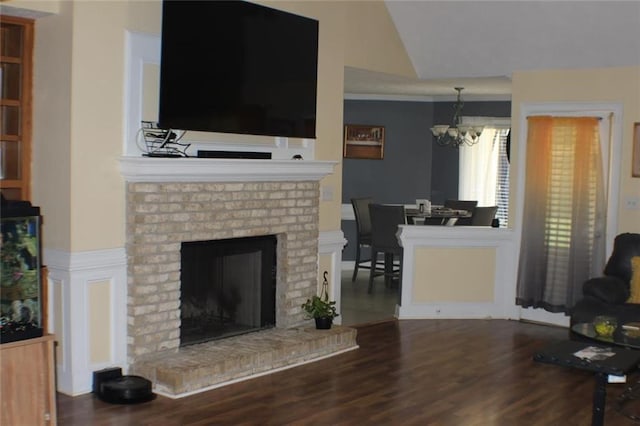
[197,150,272,159]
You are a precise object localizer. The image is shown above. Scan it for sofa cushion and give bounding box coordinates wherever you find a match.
[583,276,629,304]
[603,233,640,283]
[628,256,640,303]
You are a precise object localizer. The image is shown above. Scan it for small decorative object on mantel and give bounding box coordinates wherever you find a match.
[301,271,339,329]
[137,121,190,158]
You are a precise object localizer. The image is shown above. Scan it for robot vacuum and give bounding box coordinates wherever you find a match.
[92,367,155,404]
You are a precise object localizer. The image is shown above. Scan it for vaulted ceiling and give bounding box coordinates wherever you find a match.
[345,1,640,100]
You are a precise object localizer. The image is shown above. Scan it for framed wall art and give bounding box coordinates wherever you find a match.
[343,125,385,159]
[634,122,640,178]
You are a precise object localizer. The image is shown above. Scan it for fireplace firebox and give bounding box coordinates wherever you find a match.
[179,235,277,346]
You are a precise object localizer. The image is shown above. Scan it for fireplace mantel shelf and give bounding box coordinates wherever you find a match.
[119,157,337,182]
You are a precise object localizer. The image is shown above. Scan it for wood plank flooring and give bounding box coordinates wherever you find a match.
[57,319,640,425]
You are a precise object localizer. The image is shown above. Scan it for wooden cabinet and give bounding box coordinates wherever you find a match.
[1,335,57,425]
[0,16,34,200]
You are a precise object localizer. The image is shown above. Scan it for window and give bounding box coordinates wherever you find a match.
[458,118,510,227]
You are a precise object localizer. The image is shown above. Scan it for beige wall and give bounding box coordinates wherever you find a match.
[88,280,111,364]
[32,1,129,251]
[343,1,415,78]
[69,2,128,251]
[2,0,60,16]
[27,0,413,253]
[413,247,495,302]
[511,66,640,234]
[31,1,73,250]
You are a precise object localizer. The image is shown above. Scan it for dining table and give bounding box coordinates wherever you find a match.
[405,206,472,226]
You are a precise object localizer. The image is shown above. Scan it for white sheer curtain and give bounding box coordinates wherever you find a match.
[458,128,500,206]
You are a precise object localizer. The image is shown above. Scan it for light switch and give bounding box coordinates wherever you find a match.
[625,196,640,210]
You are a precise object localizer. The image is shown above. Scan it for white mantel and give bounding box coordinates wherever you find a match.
[119,157,337,182]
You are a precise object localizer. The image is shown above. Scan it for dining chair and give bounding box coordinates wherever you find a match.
[444,199,478,212]
[471,206,498,226]
[422,217,447,226]
[350,197,377,281]
[444,199,478,226]
[368,204,406,294]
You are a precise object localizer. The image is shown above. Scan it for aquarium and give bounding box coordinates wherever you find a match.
[1,201,43,343]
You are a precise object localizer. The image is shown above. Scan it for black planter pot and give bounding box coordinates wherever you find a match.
[314,316,333,329]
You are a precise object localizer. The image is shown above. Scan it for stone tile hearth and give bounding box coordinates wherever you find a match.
[131,325,358,398]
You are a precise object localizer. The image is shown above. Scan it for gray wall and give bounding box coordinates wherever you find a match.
[342,100,434,205]
[341,99,510,261]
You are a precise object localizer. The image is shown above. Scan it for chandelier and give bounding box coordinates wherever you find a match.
[430,87,483,148]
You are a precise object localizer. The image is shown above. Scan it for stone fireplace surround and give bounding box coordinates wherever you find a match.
[120,157,357,397]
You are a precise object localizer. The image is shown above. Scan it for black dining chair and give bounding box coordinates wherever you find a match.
[444,199,478,226]
[471,206,499,226]
[350,197,377,281]
[444,199,478,212]
[422,217,447,226]
[368,204,405,294]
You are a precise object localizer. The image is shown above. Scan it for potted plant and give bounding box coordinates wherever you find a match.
[301,271,339,329]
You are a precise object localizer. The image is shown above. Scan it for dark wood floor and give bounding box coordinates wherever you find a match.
[57,319,640,425]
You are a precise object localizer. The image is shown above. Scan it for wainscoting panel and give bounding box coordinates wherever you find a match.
[397,226,519,320]
[44,248,127,396]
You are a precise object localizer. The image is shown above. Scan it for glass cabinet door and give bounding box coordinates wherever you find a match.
[0,16,33,201]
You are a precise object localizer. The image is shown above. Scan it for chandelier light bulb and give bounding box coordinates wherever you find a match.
[431,125,449,136]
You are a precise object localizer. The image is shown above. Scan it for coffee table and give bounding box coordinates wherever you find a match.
[572,322,640,350]
[535,332,640,426]
[572,322,640,422]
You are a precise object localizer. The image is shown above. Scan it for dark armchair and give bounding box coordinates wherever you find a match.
[570,233,640,328]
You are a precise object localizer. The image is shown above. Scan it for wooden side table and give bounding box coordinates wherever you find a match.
[534,340,640,426]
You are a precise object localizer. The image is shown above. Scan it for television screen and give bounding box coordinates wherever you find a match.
[159,0,318,139]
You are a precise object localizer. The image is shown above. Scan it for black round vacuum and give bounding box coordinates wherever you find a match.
[93,367,155,404]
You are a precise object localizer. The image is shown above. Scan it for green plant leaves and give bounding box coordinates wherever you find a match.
[301,295,339,319]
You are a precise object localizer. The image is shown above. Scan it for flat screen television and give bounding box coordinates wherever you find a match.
[158,0,319,139]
